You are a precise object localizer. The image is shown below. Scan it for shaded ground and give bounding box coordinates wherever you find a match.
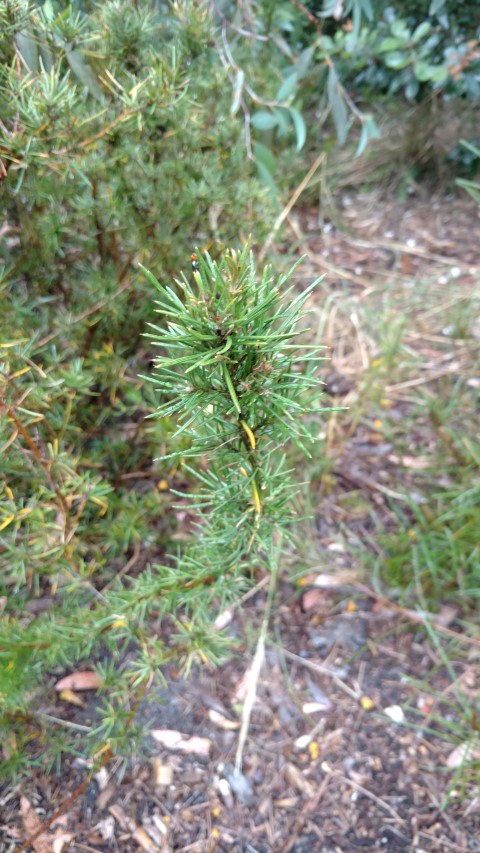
[2,186,480,852]
[3,598,479,852]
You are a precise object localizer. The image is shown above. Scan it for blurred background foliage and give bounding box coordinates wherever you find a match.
[0,0,479,779]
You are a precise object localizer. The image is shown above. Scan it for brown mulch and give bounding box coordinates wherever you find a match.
[2,186,480,853]
[3,596,479,852]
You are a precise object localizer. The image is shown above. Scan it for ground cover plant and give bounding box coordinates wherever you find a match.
[294,183,480,797]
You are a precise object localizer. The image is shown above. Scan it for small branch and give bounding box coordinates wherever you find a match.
[211,2,269,40]
[2,403,70,538]
[333,769,405,822]
[289,0,323,34]
[354,582,480,650]
[91,178,108,265]
[36,713,92,733]
[58,106,143,154]
[221,22,291,109]
[99,539,142,595]
[340,83,366,122]
[242,98,253,160]
[282,648,359,701]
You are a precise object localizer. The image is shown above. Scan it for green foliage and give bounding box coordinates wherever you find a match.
[0,239,329,777]
[142,243,330,592]
[313,8,479,102]
[388,0,479,38]
[248,0,479,157]
[1,0,308,779]
[456,140,480,202]
[194,0,476,164]
[1,1,276,285]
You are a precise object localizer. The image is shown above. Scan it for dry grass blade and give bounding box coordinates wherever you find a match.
[234,605,268,775]
[259,153,326,261]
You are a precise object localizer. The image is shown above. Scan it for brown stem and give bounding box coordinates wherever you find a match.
[3,403,70,539]
[16,753,111,853]
[16,677,149,852]
[91,178,107,265]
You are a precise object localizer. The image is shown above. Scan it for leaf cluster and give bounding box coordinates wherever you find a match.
[244,0,479,170]
[317,2,480,101]
[140,242,331,643]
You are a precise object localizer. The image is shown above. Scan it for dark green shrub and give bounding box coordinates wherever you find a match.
[249,0,480,155]
[0,0,284,778]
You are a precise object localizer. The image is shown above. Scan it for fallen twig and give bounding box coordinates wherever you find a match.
[355,583,480,649]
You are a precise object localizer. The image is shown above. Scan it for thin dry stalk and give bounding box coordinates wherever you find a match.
[234,554,280,775]
[259,153,326,261]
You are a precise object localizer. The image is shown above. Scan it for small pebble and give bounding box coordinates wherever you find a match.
[384,705,405,724]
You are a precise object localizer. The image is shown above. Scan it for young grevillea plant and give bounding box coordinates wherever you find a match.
[140,243,331,671]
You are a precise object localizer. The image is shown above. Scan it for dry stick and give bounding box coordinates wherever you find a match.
[386,367,467,392]
[221,21,291,110]
[348,235,480,271]
[16,758,110,853]
[336,467,410,503]
[259,153,326,262]
[354,582,480,650]
[279,772,332,853]
[289,0,322,33]
[282,648,359,701]
[36,713,92,733]
[214,575,270,630]
[420,294,473,320]
[234,583,270,775]
[287,215,373,288]
[3,405,71,539]
[418,834,472,853]
[235,575,270,607]
[331,770,404,823]
[100,538,142,595]
[57,106,143,154]
[234,552,279,775]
